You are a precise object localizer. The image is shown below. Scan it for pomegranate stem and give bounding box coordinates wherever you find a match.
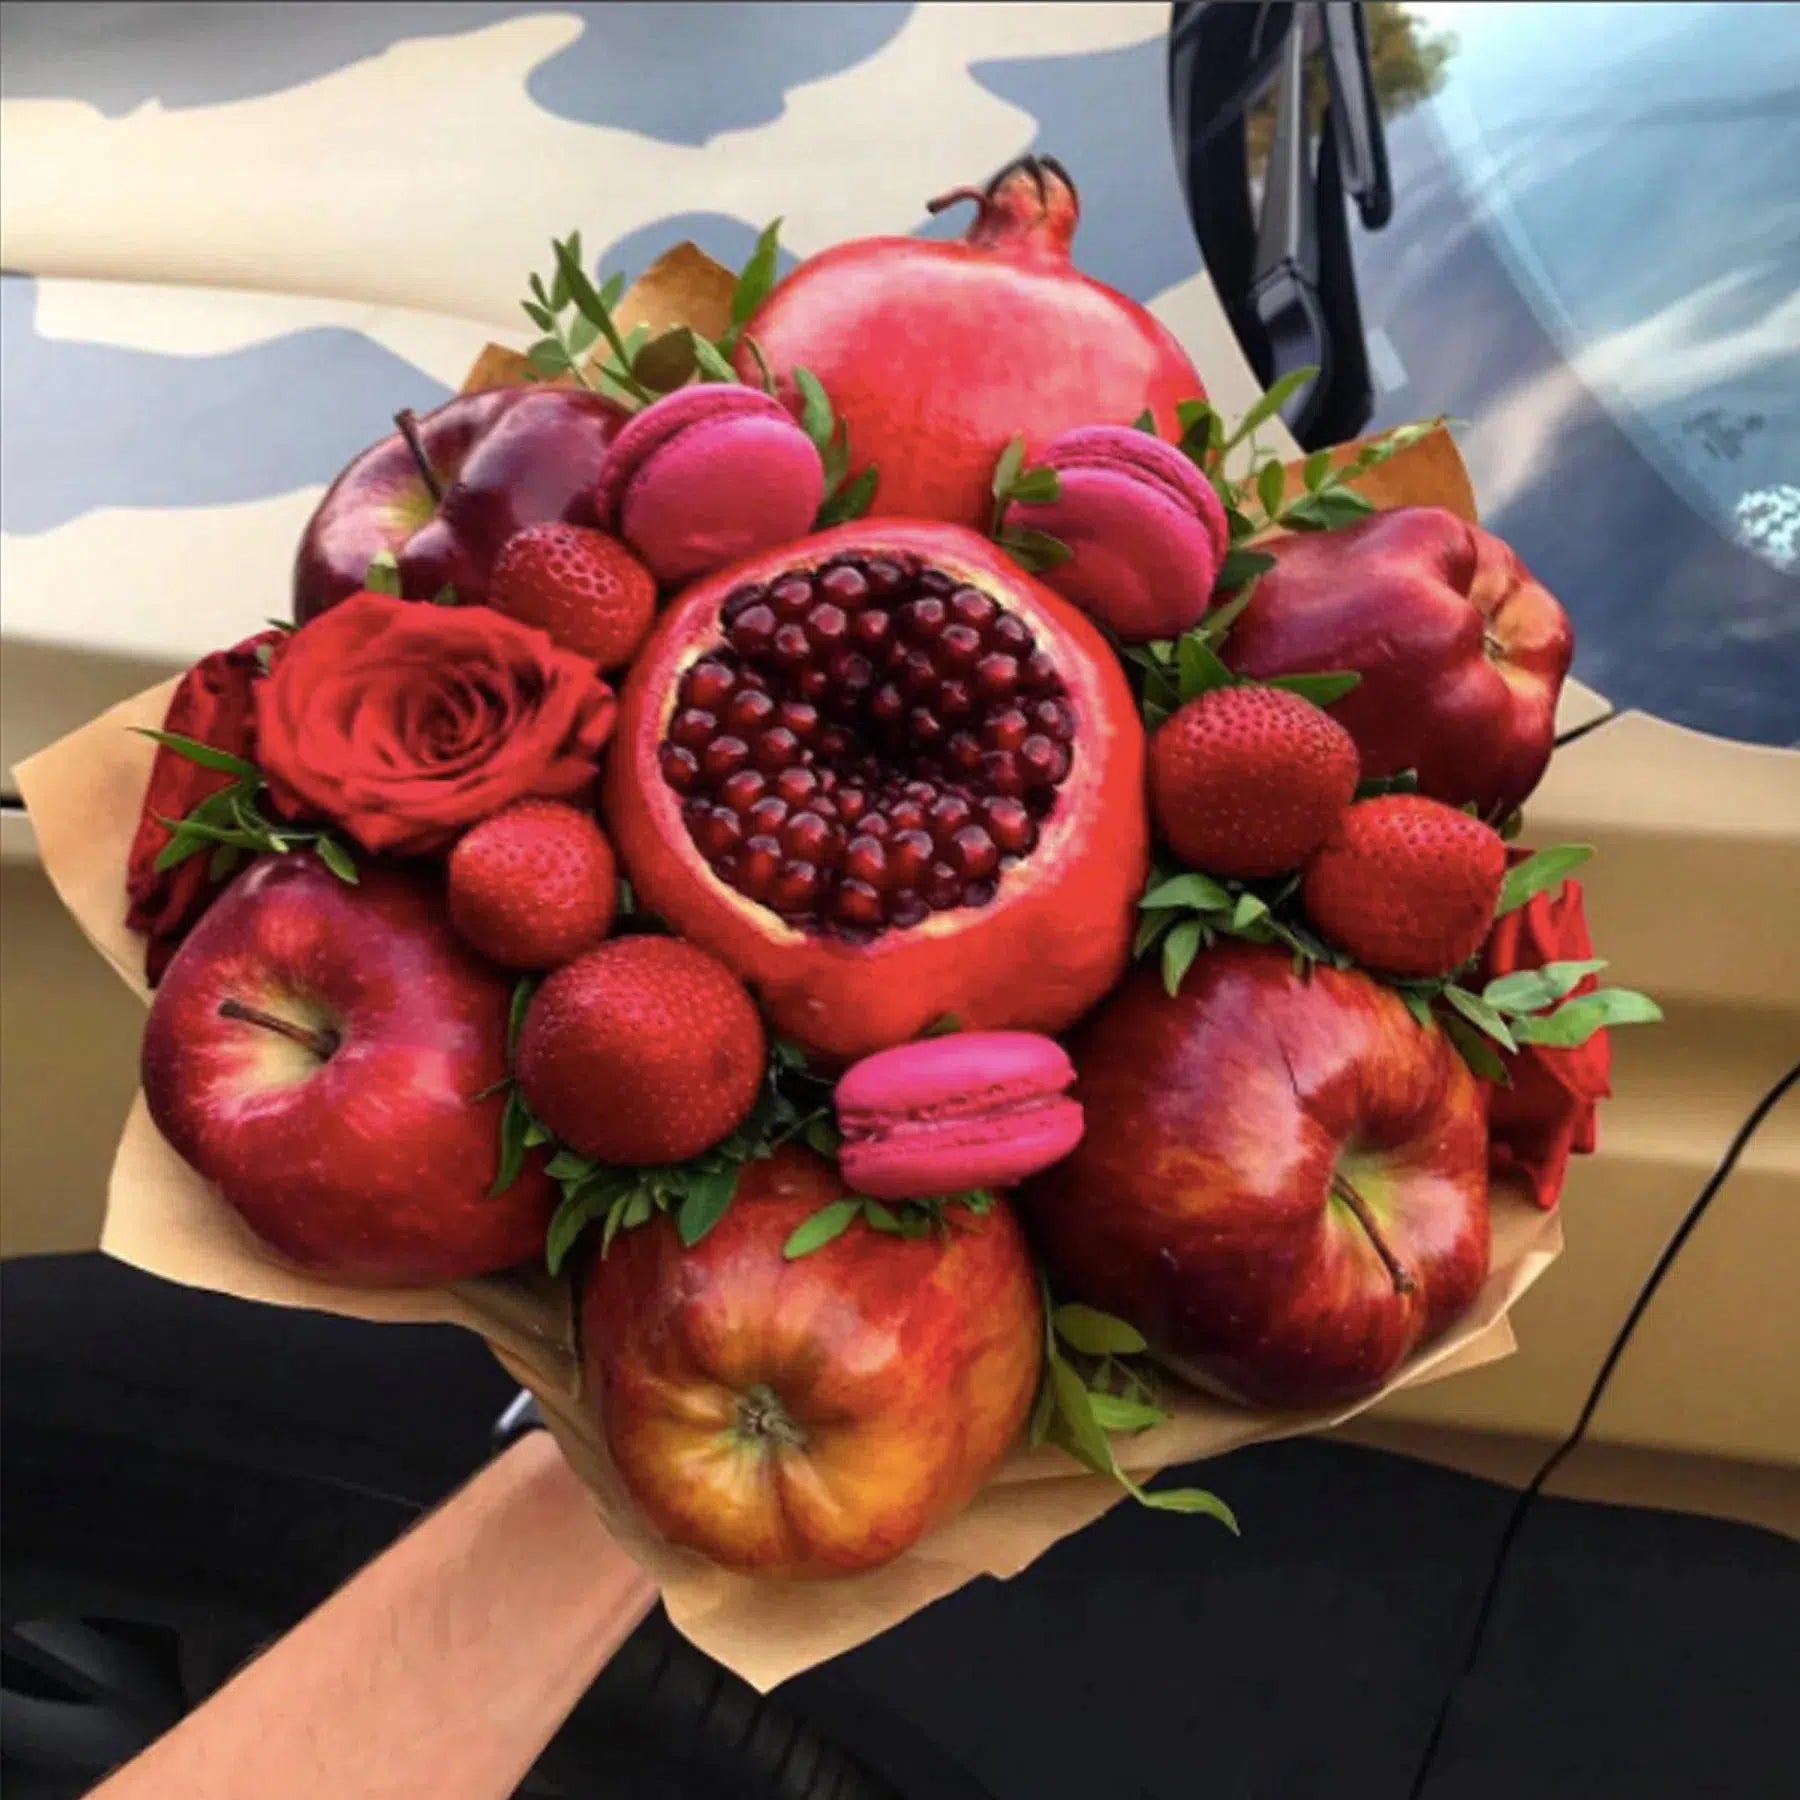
[218,997,340,1061]
[1330,1172,1416,1296]
[393,408,445,505]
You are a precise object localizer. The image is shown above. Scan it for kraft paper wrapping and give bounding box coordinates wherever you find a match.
[12,243,1560,1692]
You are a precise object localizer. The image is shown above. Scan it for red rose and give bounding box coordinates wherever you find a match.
[126,629,282,984]
[255,593,616,856]
[1479,865,1613,1209]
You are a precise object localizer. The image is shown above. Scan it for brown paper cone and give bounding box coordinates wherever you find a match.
[12,244,1562,1690]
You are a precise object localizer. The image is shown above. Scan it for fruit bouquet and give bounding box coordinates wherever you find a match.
[19,157,1658,1687]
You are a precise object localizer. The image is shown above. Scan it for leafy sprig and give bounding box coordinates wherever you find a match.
[988,435,1072,575]
[1134,865,1344,995]
[135,731,357,888]
[782,1187,995,1260]
[792,365,879,527]
[1032,1289,1237,1527]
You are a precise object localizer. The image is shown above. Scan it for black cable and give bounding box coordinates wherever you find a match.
[1407,1056,1800,1798]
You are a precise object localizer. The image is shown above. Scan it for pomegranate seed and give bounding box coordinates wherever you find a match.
[815,765,841,791]
[816,725,853,762]
[714,851,740,887]
[945,731,983,775]
[937,678,974,721]
[726,688,776,732]
[986,708,1029,752]
[891,890,929,929]
[870,683,905,725]
[865,559,905,597]
[775,699,819,740]
[811,794,840,821]
[819,564,869,608]
[727,605,777,658]
[694,806,743,858]
[1023,649,1059,693]
[888,798,927,834]
[916,569,954,600]
[1019,734,1060,784]
[682,795,711,829]
[964,877,998,908]
[888,829,933,884]
[739,835,782,898]
[772,622,810,664]
[1045,743,1072,783]
[898,649,938,696]
[772,861,822,912]
[796,667,830,704]
[771,575,814,619]
[701,735,751,782]
[981,749,1025,796]
[844,834,888,888]
[806,603,848,648]
[836,879,884,927]
[909,706,946,747]
[900,597,947,641]
[720,583,764,625]
[949,824,998,880]
[835,786,867,823]
[660,744,700,792]
[923,860,963,908]
[783,810,833,860]
[857,809,890,840]
[974,653,1020,700]
[939,623,982,668]
[717,769,767,812]
[747,796,789,836]
[682,659,737,709]
[950,587,997,631]
[828,650,875,706]
[981,796,1035,854]
[670,707,715,749]
[754,725,801,771]
[737,666,769,691]
[991,614,1033,656]
[773,765,820,806]
[1033,697,1075,740]
[929,794,973,839]
[851,609,892,653]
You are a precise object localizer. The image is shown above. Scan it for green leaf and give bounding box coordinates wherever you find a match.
[1028,1370,1058,1446]
[1401,988,1436,1029]
[527,339,573,377]
[522,300,555,332]
[1281,487,1376,531]
[1497,845,1594,916]
[1230,892,1269,931]
[1133,908,1177,959]
[630,327,697,393]
[1355,768,1420,800]
[732,217,783,326]
[547,254,570,311]
[990,434,1026,502]
[491,1089,532,1196]
[783,1198,862,1259]
[564,310,600,357]
[1132,407,1157,433]
[553,237,627,360]
[689,332,739,383]
[544,1148,596,1181]
[254,642,276,673]
[995,526,1072,573]
[1140,871,1233,914]
[133,729,261,780]
[1302,448,1334,491]
[1440,1011,1511,1084]
[1046,1356,1115,1478]
[597,268,626,313]
[1483,959,1608,1016]
[1210,548,1275,597]
[206,843,242,881]
[1162,917,1205,997]
[1006,467,1060,505]
[1053,1303,1148,1356]
[313,836,358,884]
[1255,456,1287,521]
[676,1164,740,1246]
[1442,984,1518,1052]
[861,1199,904,1234]
[429,584,460,607]
[151,829,206,873]
[1176,633,1236,702]
[815,462,879,528]
[739,332,775,395]
[1514,988,1662,1047]
[1086,1392,1169,1433]
[506,977,538,1060]
[545,1178,614,1275]
[529,270,552,309]
[1261,670,1362,708]
[1132,1483,1239,1528]
[522,1117,552,1149]
[922,1012,963,1037]
[792,366,834,452]
[1222,366,1318,452]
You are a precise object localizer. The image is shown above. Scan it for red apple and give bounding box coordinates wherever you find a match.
[141,853,555,1284]
[1019,943,1489,1408]
[1224,506,1573,819]
[583,1146,1042,1577]
[293,386,627,620]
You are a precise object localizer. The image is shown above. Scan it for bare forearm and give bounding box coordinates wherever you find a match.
[93,1431,656,1800]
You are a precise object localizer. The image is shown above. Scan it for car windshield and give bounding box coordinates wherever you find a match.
[1347,1,1799,745]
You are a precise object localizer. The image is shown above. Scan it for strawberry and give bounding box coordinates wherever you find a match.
[448,800,617,970]
[1149,684,1359,878]
[516,936,766,1165]
[489,522,656,671]
[1302,794,1507,978]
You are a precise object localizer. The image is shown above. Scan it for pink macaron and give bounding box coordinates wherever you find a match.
[1008,424,1229,643]
[593,385,825,586]
[835,1030,1084,1200]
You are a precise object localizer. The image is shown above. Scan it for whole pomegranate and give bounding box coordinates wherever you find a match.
[604,521,1147,1062]
[737,155,1206,529]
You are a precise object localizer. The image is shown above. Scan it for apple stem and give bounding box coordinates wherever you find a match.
[217,997,340,1061]
[734,1383,806,1451]
[393,409,445,505]
[1331,1174,1417,1297]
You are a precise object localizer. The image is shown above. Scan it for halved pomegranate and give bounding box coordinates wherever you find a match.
[605,522,1147,1062]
